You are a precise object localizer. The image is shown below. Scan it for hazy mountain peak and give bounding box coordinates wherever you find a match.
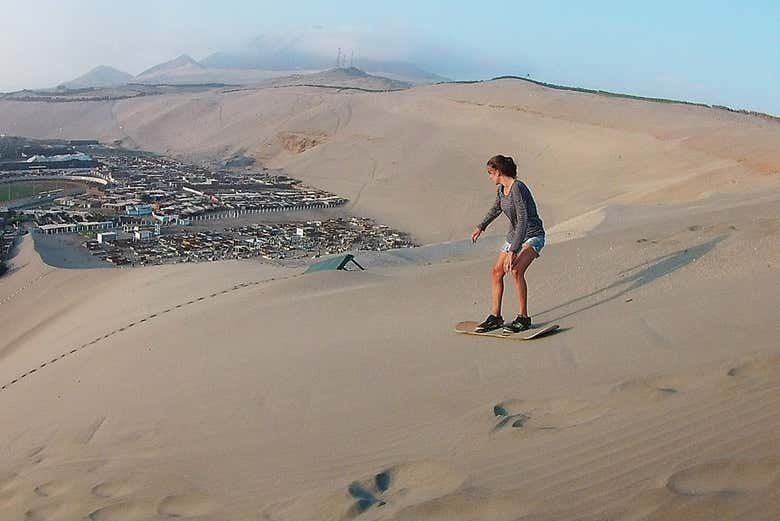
[59,65,133,89]
[137,54,204,79]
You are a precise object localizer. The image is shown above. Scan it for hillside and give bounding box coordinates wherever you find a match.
[1,78,778,243]
[138,55,202,76]
[260,67,410,91]
[59,65,134,89]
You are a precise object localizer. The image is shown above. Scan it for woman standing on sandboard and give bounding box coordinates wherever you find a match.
[471,155,546,333]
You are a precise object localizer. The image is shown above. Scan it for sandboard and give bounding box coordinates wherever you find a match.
[455,321,559,340]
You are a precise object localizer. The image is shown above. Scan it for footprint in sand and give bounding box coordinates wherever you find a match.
[91,478,137,499]
[666,459,780,497]
[88,500,151,521]
[157,494,217,517]
[492,366,735,435]
[265,460,467,521]
[25,502,65,521]
[726,354,780,382]
[27,446,46,465]
[352,461,467,517]
[492,397,605,432]
[607,365,731,407]
[346,472,391,516]
[77,416,107,444]
[27,446,45,458]
[386,488,535,521]
[33,480,68,497]
[346,461,535,521]
[608,377,681,406]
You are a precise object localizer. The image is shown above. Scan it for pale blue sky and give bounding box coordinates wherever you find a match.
[2,0,778,114]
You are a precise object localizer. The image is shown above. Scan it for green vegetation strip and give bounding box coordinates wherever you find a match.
[0,181,72,202]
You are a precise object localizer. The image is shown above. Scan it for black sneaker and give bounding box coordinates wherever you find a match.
[503,315,532,333]
[476,314,504,333]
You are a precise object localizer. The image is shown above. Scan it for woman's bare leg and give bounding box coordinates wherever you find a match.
[509,246,539,317]
[491,253,509,316]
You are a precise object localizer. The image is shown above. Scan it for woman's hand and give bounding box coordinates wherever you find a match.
[471,227,482,243]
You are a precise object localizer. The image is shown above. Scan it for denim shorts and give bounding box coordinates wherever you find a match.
[501,236,545,255]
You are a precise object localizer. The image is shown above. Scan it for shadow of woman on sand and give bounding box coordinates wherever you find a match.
[537,235,726,324]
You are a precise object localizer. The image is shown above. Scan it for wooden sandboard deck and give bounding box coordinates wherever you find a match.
[455,321,560,340]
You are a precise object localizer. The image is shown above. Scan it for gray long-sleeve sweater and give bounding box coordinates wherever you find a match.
[478,180,545,253]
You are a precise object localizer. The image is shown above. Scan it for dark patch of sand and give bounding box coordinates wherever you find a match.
[32,233,111,269]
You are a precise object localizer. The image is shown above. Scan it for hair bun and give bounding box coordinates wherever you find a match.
[486,155,518,178]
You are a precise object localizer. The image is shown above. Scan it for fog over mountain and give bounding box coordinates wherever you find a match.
[201,32,450,84]
[53,31,450,89]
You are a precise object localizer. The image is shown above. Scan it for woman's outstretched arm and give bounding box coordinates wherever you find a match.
[477,190,502,232]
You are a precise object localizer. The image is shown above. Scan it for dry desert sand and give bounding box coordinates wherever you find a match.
[2,79,780,520]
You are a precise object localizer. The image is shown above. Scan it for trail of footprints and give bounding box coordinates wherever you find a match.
[264,356,780,520]
[489,356,780,435]
[0,279,267,393]
[0,270,54,307]
[0,424,221,519]
[1,473,216,520]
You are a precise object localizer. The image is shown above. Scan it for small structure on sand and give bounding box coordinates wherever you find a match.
[304,254,364,274]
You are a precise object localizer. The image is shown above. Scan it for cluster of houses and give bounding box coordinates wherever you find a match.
[83,217,416,266]
[84,217,415,265]
[51,150,348,223]
[14,147,350,236]
[1,138,418,269]
[24,209,114,235]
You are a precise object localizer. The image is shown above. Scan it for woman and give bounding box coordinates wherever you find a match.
[471,155,545,333]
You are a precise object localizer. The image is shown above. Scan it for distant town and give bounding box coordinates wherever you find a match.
[0,136,416,271]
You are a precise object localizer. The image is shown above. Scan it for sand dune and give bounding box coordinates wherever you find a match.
[1,79,780,520]
[1,190,779,519]
[2,79,780,243]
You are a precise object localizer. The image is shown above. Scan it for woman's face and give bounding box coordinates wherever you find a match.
[487,166,501,185]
